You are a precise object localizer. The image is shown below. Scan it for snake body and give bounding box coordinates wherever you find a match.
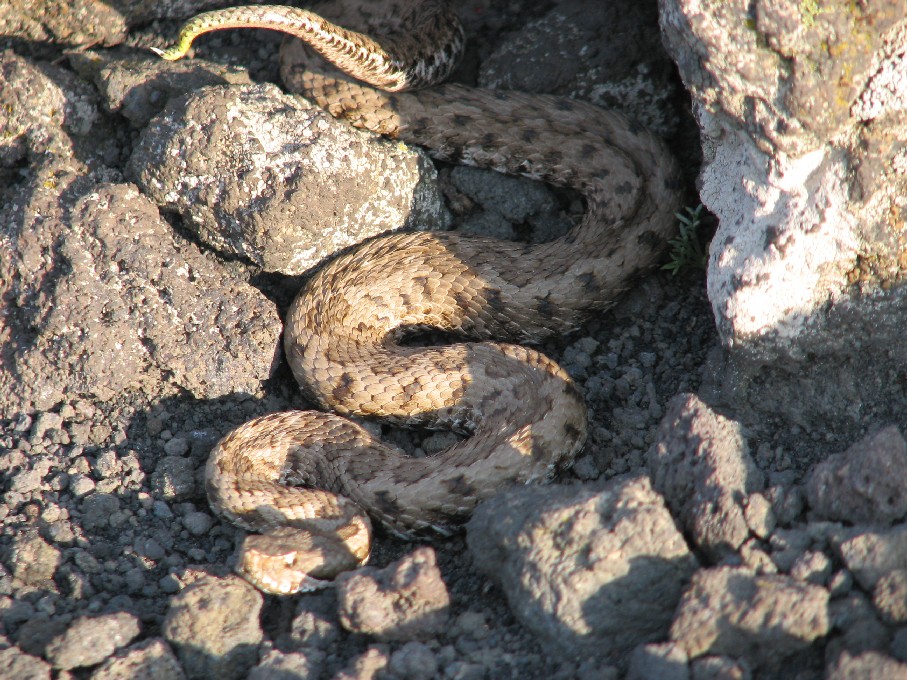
[159,1,684,594]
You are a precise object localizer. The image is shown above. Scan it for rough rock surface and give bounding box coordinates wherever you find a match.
[162,576,264,680]
[648,393,764,558]
[0,0,127,49]
[467,475,698,659]
[7,530,61,587]
[689,655,751,680]
[70,48,255,128]
[807,425,907,525]
[478,0,680,137]
[336,546,451,642]
[129,82,447,275]
[670,566,830,667]
[827,650,907,680]
[832,524,907,591]
[41,612,141,670]
[661,0,907,432]
[248,649,323,680]
[1,173,282,411]
[1,51,282,414]
[0,646,52,680]
[626,641,690,680]
[90,638,187,680]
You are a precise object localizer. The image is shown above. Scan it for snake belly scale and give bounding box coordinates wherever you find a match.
[157,0,684,594]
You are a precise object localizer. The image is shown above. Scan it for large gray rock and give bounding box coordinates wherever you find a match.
[827,651,907,680]
[660,0,907,430]
[648,394,764,559]
[1,173,281,412]
[44,612,141,670]
[807,426,907,525]
[90,638,187,680]
[831,524,907,591]
[129,82,448,275]
[335,546,450,642]
[467,475,697,659]
[670,566,830,667]
[69,49,254,129]
[1,50,281,415]
[162,576,263,680]
[478,0,680,136]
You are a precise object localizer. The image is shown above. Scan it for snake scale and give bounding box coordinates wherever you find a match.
[155,0,683,594]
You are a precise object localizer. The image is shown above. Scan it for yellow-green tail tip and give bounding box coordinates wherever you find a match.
[150,45,187,61]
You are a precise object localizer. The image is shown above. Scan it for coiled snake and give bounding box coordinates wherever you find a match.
[154,0,683,594]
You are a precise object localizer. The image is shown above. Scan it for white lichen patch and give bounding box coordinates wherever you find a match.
[704,136,859,351]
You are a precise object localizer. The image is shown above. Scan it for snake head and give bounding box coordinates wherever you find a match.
[236,519,371,595]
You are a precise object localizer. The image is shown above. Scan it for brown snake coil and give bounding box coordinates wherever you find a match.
[157,1,683,594]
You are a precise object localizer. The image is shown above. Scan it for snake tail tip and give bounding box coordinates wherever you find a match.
[150,46,184,61]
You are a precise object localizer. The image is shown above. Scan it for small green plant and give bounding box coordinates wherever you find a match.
[800,0,821,27]
[661,204,710,276]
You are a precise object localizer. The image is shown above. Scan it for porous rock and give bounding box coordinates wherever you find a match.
[89,638,187,680]
[248,649,322,680]
[336,546,450,641]
[832,524,907,591]
[626,641,690,680]
[479,0,680,136]
[648,393,764,559]
[7,531,61,587]
[661,0,907,431]
[0,172,281,413]
[872,569,907,625]
[669,566,830,667]
[0,0,126,50]
[69,49,254,128]
[826,650,907,680]
[0,50,99,158]
[129,82,448,275]
[44,612,141,670]
[467,475,697,659]
[807,425,907,525]
[162,575,263,680]
[0,646,52,680]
